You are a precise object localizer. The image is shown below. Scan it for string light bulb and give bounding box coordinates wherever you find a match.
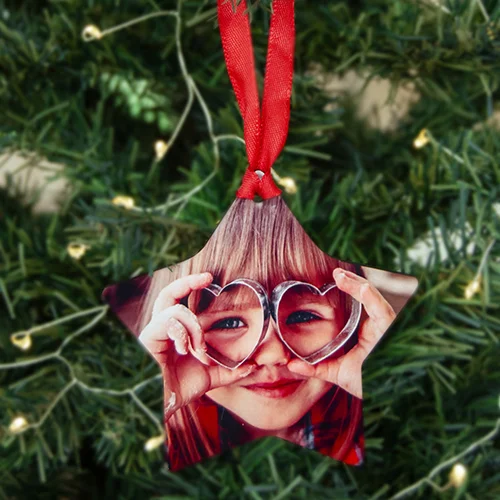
[463,239,496,299]
[272,169,297,195]
[464,276,481,300]
[154,140,169,161]
[112,195,135,210]
[486,21,498,41]
[413,129,431,149]
[279,176,297,194]
[10,332,32,351]
[9,415,29,434]
[82,25,103,42]
[449,463,468,488]
[67,243,90,260]
[144,434,165,452]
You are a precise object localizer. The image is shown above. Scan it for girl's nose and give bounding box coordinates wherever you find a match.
[252,320,290,367]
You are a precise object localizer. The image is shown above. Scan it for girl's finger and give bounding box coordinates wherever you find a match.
[207,363,257,390]
[334,268,365,284]
[287,352,364,399]
[287,358,339,384]
[166,317,188,355]
[141,305,209,360]
[138,313,171,356]
[152,272,213,317]
[333,269,396,331]
[170,304,208,356]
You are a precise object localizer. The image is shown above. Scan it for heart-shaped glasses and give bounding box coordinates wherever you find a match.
[186,278,362,370]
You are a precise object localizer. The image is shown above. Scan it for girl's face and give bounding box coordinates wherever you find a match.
[200,285,334,431]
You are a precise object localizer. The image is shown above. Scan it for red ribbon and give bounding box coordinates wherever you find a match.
[217,0,295,200]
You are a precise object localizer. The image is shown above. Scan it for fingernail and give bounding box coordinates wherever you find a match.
[176,341,188,355]
[335,271,346,281]
[240,364,256,376]
[167,317,184,337]
[167,316,182,329]
[341,269,359,278]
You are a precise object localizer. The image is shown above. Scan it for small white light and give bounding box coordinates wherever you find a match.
[9,415,29,434]
[82,25,103,42]
[449,463,468,488]
[112,195,136,210]
[464,278,481,299]
[279,177,297,194]
[413,129,430,149]
[154,140,169,161]
[10,333,32,351]
[144,434,165,452]
[67,243,90,260]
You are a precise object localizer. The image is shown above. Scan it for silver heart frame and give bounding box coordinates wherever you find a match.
[191,278,362,370]
[271,281,362,365]
[198,278,270,370]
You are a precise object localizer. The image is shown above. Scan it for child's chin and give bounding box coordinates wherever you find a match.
[240,410,305,432]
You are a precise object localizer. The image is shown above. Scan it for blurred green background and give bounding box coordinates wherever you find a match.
[1,0,499,498]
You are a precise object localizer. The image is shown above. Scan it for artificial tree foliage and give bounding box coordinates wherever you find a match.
[1,0,499,498]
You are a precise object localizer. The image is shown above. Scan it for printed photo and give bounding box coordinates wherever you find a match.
[103,197,418,471]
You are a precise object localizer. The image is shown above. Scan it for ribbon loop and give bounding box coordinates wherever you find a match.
[217,0,295,200]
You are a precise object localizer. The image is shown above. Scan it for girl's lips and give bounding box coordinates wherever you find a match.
[242,379,303,398]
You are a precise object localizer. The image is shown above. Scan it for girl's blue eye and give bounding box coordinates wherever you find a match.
[286,311,321,325]
[211,317,245,330]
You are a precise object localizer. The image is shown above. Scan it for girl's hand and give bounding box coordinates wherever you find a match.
[287,268,396,399]
[138,272,257,421]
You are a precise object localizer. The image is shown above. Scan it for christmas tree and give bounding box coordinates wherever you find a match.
[1,0,499,497]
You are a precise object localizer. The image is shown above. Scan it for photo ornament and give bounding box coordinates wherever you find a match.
[103,196,419,471]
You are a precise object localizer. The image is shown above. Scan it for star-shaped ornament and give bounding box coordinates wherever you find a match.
[103,195,418,471]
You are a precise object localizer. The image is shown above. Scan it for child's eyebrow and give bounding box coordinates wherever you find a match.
[200,301,261,314]
[198,286,263,314]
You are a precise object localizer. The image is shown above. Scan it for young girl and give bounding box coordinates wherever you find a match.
[103,196,398,471]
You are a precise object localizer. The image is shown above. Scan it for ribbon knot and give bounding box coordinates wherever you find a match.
[218,0,295,201]
[236,170,283,200]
